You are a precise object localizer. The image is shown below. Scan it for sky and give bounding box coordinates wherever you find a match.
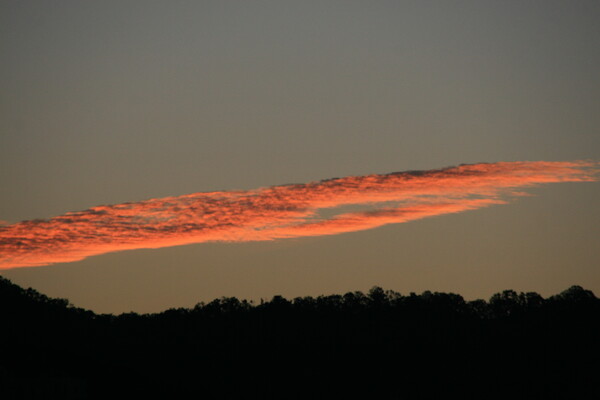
[1,1,599,314]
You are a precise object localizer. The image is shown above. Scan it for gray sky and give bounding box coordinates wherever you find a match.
[1,1,599,313]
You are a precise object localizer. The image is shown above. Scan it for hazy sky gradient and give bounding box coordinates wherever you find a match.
[1,1,599,313]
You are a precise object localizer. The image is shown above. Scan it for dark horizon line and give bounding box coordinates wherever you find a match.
[0,275,595,317]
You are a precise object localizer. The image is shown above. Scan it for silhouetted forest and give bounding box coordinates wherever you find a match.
[1,276,599,399]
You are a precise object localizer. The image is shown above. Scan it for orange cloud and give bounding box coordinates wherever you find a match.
[0,161,598,269]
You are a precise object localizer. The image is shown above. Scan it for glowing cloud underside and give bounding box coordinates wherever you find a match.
[1,161,598,269]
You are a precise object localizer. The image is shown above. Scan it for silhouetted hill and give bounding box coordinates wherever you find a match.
[1,276,599,399]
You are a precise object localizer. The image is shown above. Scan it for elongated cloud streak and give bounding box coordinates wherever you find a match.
[1,161,598,269]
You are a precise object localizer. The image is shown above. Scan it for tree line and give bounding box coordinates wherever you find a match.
[0,276,598,399]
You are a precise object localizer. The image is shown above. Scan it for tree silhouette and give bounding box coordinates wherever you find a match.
[0,276,599,399]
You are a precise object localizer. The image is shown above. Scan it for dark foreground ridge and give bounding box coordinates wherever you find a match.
[1,276,599,399]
